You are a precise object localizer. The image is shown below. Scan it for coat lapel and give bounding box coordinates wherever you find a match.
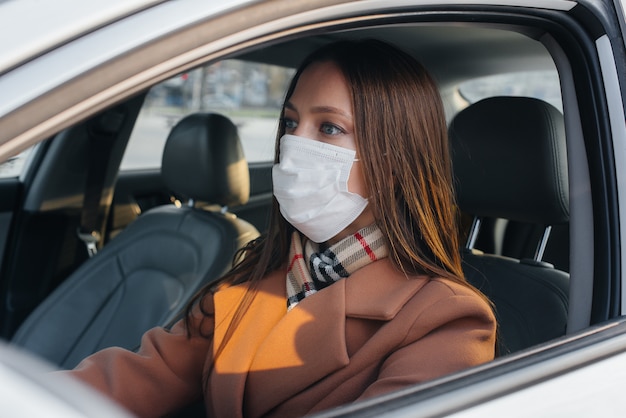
[244,277,350,416]
[345,258,429,319]
[243,258,429,416]
[209,269,287,418]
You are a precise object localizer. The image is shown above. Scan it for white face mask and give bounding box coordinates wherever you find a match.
[272,134,368,243]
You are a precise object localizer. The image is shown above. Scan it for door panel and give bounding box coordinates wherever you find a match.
[0,179,21,282]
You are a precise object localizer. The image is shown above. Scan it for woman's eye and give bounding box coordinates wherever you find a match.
[283,118,298,131]
[321,123,343,135]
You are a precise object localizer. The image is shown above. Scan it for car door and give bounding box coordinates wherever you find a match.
[1,0,626,416]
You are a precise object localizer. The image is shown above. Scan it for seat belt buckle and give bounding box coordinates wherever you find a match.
[77,229,101,258]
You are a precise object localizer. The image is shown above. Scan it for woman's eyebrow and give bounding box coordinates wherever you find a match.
[284,101,351,118]
[311,106,352,118]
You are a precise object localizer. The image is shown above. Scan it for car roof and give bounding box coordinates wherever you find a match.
[0,0,163,74]
[241,25,557,91]
[0,0,256,75]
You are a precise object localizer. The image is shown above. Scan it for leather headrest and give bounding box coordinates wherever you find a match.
[449,97,568,224]
[161,113,249,207]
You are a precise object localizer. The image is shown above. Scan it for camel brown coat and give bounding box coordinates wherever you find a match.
[69,258,496,417]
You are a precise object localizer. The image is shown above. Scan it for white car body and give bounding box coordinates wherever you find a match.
[1,0,626,416]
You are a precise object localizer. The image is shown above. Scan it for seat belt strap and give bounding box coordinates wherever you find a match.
[77,109,125,257]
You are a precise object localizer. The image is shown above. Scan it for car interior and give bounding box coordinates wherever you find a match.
[11,112,259,369]
[0,2,620,413]
[449,96,570,355]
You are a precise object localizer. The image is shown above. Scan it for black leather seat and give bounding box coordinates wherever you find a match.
[449,96,570,355]
[11,113,259,369]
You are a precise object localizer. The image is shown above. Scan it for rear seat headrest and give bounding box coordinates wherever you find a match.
[449,96,568,225]
[161,113,250,207]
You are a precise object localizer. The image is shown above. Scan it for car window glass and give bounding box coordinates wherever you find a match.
[121,59,296,170]
[459,70,562,111]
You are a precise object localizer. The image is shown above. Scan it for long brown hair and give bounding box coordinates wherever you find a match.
[187,38,471,354]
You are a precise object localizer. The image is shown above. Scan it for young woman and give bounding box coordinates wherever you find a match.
[67,39,496,418]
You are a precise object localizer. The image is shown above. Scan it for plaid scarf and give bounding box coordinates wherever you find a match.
[286,224,389,311]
